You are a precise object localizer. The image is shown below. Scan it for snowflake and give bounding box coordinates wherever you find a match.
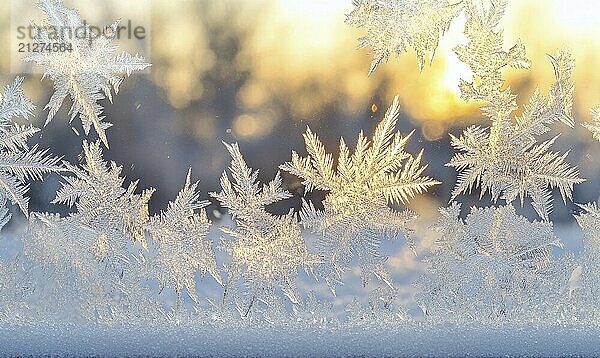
[0,77,61,219]
[145,169,220,302]
[448,50,584,220]
[346,0,464,74]
[26,0,150,147]
[211,142,318,314]
[582,106,600,141]
[281,96,439,292]
[53,140,155,263]
[416,203,560,322]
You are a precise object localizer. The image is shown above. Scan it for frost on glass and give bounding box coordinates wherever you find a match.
[25,0,150,146]
[454,0,530,104]
[0,77,61,221]
[239,291,341,327]
[281,96,439,292]
[19,212,159,323]
[291,291,339,327]
[415,203,560,322]
[346,0,464,74]
[415,0,588,326]
[346,286,409,325]
[570,204,600,323]
[54,140,154,256]
[211,143,318,315]
[16,141,159,322]
[448,1,583,220]
[583,106,600,141]
[2,0,600,351]
[145,169,220,302]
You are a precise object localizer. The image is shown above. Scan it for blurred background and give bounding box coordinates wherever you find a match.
[0,0,600,313]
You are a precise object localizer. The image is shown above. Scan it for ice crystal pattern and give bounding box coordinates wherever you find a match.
[346,0,463,74]
[26,0,150,147]
[0,77,61,221]
[211,143,318,311]
[145,169,220,301]
[18,212,156,322]
[583,106,600,141]
[454,0,531,106]
[448,2,582,220]
[19,142,161,322]
[448,50,583,220]
[281,96,439,291]
[417,203,560,321]
[0,0,599,331]
[346,286,408,324]
[54,140,154,264]
[292,292,339,327]
[571,203,600,322]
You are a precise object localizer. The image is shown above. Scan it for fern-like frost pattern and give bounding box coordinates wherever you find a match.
[346,0,463,74]
[447,2,582,220]
[1,0,600,339]
[0,77,61,222]
[146,169,220,302]
[567,203,600,322]
[583,106,600,141]
[212,143,318,313]
[26,0,150,147]
[281,96,439,291]
[416,203,560,321]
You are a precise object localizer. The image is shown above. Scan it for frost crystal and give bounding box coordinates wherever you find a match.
[416,203,560,321]
[583,106,600,141]
[0,199,11,231]
[211,143,318,313]
[26,0,150,147]
[54,140,154,261]
[2,0,600,340]
[346,286,408,324]
[572,203,600,321]
[454,0,530,106]
[17,141,162,322]
[292,292,339,327]
[0,77,61,218]
[281,96,439,291]
[346,0,463,74]
[448,2,582,220]
[18,211,160,323]
[145,169,220,301]
[448,50,583,220]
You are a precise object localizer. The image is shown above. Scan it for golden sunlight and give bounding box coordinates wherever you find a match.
[145,0,600,137]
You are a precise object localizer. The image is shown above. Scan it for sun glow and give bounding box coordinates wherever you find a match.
[144,0,600,134]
